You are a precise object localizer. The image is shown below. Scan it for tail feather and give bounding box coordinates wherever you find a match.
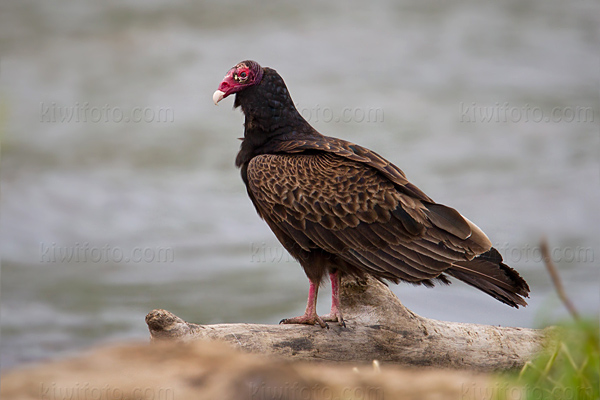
[446,248,530,308]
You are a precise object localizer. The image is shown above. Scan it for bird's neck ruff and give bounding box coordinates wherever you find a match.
[234,68,317,167]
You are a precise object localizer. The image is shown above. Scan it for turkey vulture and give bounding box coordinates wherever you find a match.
[213,60,529,328]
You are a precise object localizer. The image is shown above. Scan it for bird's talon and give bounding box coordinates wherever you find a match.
[280,314,328,328]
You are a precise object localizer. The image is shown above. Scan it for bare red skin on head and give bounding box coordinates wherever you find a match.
[217,68,242,96]
[216,61,262,100]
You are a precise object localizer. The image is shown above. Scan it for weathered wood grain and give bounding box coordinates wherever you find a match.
[146,276,549,371]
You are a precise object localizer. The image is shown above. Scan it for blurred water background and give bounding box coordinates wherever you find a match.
[1,0,598,369]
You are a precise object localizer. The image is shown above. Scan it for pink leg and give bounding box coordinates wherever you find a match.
[280,279,328,328]
[321,271,345,327]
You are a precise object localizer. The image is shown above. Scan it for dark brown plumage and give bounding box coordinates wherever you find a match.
[213,60,529,327]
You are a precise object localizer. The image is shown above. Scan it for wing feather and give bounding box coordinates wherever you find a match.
[246,152,482,285]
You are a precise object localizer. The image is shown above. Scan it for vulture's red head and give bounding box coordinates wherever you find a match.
[213,60,264,105]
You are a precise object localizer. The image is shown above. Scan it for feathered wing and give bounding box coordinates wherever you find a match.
[446,248,529,307]
[246,141,529,307]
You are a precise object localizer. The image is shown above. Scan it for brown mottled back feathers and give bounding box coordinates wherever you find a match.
[270,136,432,202]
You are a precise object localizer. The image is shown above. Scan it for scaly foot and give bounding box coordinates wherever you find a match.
[321,311,346,328]
[280,312,328,329]
[280,279,328,328]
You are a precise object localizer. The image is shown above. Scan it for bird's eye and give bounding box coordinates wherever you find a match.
[239,71,248,79]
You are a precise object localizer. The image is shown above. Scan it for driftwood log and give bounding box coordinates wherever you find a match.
[146,275,550,371]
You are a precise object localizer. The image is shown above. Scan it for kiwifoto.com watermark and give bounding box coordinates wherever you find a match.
[459,102,595,123]
[249,381,383,400]
[250,242,594,265]
[494,242,594,264]
[40,382,174,400]
[296,103,384,123]
[40,242,175,264]
[40,102,175,123]
[461,381,592,400]
[250,242,295,264]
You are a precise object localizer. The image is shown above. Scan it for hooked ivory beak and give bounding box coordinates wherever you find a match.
[213,90,226,105]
